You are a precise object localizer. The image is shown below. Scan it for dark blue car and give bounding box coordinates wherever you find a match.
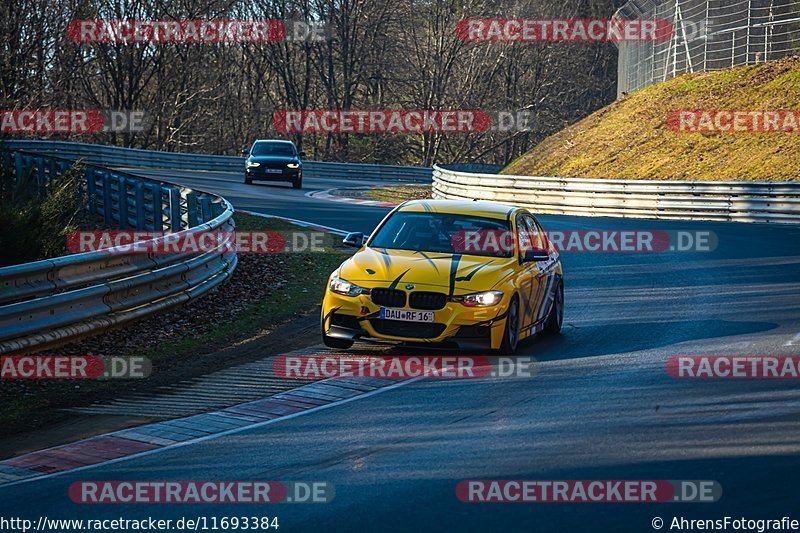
[243,139,304,189]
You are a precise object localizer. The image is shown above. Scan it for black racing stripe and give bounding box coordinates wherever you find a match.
[323,306,342,323]
[454,260,494,282]
[414,251,441,274]
[357,311,382,322]
[388,268,411,290]
[376,247,393,270]
[448,254,462,297]
[473,308,510,327]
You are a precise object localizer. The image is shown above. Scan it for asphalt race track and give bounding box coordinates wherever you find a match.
[2,169,799,531]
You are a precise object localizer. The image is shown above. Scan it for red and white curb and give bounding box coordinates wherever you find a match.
[306,188,399,208]
[0,367,417,487]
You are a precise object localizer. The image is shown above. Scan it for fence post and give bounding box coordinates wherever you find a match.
[745,0,752,64]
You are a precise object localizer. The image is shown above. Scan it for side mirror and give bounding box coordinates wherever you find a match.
[298,151,307,158]
[241,149,250,156]
[522,248,550,263]
[342,232,365,248]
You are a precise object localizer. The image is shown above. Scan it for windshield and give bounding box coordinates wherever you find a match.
[368,211,512,258]
[251,142,295,157]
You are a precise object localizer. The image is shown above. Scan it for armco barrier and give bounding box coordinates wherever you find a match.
[0,140,433,182]
[432,166,800,224]
[0,150,237,355]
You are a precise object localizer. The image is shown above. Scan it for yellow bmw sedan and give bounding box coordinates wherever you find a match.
[321,200,564,353]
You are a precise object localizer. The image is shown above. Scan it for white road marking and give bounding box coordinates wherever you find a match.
[784,331,800,347]
[0,374,421,490]
[237,209,349,236]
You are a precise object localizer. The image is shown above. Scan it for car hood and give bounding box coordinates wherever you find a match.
[338,247,517,293]
[248,155,299,164]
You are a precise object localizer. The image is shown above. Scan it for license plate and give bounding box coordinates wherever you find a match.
[264,168,282,174]
[380,308,434,323]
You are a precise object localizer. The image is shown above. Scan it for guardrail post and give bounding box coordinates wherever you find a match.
[186,193,199,227]
[14,152,23,181]
[169,187,182,231]
[199,197,212,223]
[48,158,57,183]
[101,172,113,227]
[85,167,97,215]
[35,157,46,191]
[135,180,145,229]
[151,183,164,230]
[115,175,127,229]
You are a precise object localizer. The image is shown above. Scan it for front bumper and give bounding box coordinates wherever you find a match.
[322,287,510,350]
[246,168,301,181]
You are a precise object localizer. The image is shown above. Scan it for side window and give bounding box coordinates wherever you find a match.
[527,216,550,250]
[518,214,545,253]
[514,214,529,257]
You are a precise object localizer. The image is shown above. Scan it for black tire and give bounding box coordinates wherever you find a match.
[244,175,252,185]
[498,294,520,355]
[292,176,302,189]
[543,280,564,335]
[321,314,354,350]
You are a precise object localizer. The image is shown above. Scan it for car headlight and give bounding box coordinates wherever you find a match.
[287,163,300,169]
[329,277,369,297]
[246,161,260,168]
[452,290,504,307]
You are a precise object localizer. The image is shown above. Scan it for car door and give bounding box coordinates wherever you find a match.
[518,213,552,334]
[526,214,560,329]
[512,213,539,337]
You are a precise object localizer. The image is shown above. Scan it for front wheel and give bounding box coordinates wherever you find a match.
[244,175,252,185]
[543,280,564,335]
[292,176,302,189]
[498,294,520,355]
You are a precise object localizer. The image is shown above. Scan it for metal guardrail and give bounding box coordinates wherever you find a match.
[0,149,237,355]
[0,140,433,182]
[432,165,800,224]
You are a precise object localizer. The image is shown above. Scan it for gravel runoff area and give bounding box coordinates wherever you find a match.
[0,213,348,437]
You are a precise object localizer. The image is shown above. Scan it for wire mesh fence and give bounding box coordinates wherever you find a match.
[613,0,800,96]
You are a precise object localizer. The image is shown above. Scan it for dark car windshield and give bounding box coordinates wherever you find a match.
[368,211,513,258]
[251,142,295,157]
